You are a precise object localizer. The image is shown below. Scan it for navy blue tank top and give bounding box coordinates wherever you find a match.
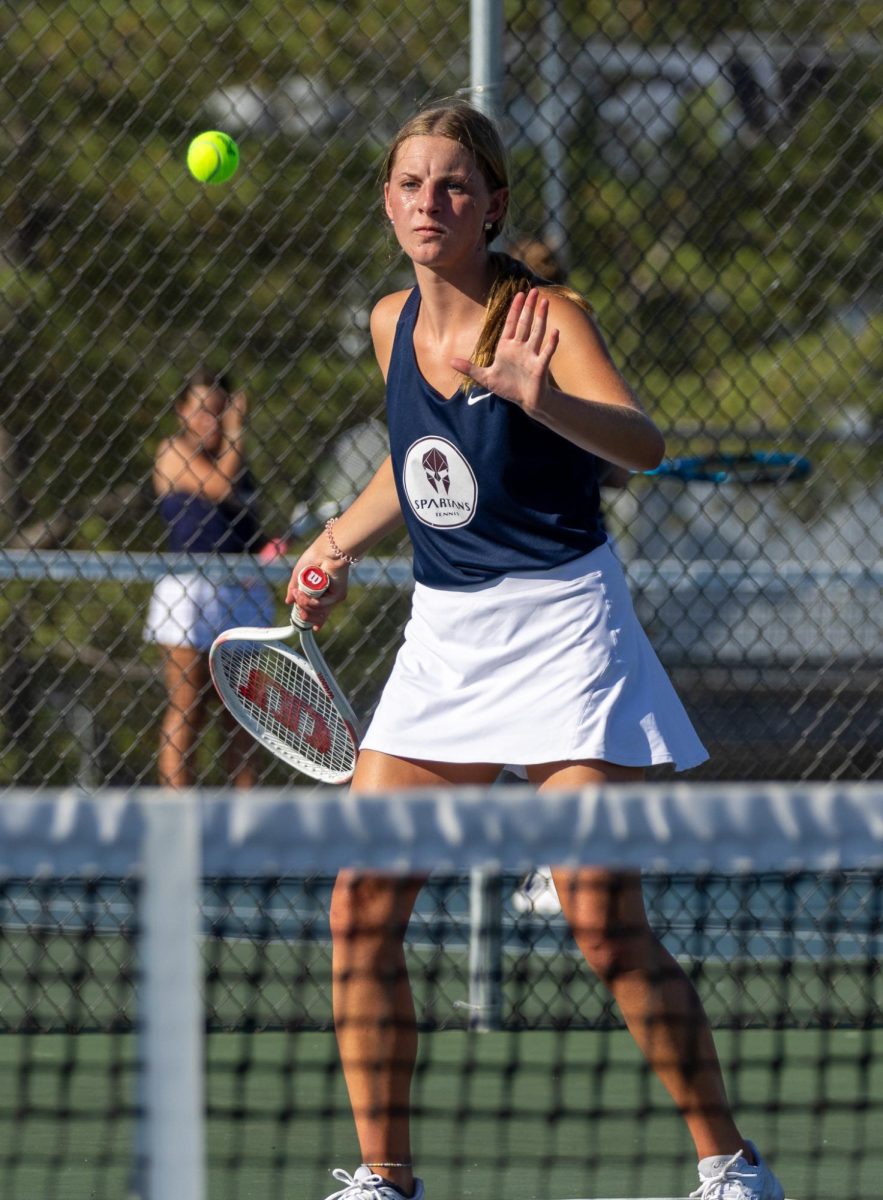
[386,288,606,588]
[159,470,264,555]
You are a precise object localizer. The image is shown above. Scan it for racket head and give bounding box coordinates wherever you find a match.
[646,451,812,484]
[209,628,358,785]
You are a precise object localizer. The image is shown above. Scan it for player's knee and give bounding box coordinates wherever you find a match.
[329,874,411,946]
[577,923,656,982]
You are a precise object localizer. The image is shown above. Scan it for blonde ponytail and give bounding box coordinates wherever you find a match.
[461,253,592,388]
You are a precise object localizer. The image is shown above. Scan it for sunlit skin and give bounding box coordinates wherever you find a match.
[384,135,507,287]
[383,135,522,408]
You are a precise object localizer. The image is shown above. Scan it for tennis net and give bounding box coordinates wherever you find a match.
[0,784,880,1200]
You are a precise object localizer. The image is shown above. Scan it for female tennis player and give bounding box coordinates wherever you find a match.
[287,102,784,1200]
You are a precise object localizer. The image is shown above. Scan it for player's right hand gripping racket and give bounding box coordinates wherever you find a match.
[209,566,361,784]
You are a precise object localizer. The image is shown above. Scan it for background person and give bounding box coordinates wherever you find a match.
[144,366,274,788]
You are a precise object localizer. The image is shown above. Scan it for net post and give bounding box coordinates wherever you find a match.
[140,791,205,1200]
[467,868,503,1031]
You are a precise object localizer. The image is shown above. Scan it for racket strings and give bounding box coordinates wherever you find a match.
[216,641,357,781]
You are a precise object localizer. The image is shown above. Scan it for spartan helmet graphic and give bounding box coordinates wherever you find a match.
[422,446,450,494]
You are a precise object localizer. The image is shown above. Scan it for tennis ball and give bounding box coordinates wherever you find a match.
[186,131,240,184]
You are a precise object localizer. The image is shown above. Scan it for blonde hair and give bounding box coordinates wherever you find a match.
[385,102,592,382]
[383,101,509,244]
[472,254,591,381]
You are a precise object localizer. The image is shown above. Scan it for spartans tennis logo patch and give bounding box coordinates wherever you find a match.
[402,437,477,529]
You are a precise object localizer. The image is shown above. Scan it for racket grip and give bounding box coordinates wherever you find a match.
[291,565,330,630]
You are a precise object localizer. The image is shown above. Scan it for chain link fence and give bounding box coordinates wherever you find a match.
[0,1,880,788]
[6,866,876,1033]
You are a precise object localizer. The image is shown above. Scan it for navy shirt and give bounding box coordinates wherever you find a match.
[386,288,607,588]
[159,470,264,555]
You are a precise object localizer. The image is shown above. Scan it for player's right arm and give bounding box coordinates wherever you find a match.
[285,292,410,623]
[369,290,410,380]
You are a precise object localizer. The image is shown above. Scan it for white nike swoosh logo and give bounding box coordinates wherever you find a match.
[467,391,492,405]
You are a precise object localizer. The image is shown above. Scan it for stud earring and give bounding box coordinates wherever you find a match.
[484,221,493,231]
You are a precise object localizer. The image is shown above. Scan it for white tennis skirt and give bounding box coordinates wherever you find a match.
[361,542,708,772]
[143,573,275,653]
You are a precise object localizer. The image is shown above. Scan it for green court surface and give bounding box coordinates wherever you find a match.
[2,929,882,1037]
[0,1027,880,1199]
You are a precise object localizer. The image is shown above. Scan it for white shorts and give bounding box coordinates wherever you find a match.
[361,542,708,772]
[143,573,276,652]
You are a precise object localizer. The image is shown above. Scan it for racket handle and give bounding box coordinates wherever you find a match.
[291,565,330,630]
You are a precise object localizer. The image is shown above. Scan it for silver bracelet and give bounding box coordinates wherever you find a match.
[324,517,362,565]
[365,1163,413,1169]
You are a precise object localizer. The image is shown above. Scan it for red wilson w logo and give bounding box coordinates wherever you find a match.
[301,566,327,591]
[238,668,332,753]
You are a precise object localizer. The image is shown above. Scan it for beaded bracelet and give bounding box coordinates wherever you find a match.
[324,517,362,565]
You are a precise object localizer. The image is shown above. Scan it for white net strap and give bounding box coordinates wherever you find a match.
[0,784,880,877]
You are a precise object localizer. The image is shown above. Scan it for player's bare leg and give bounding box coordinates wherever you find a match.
[530,759,750,1164]
[331,752,499,1197]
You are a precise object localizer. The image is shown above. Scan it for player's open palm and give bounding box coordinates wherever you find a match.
[451,288,559,414]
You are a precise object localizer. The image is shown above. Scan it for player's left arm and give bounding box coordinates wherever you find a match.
[452,288,664,472]
[533,292,664,471]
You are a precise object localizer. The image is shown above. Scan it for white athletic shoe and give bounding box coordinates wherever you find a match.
[322,1166,425,1200]
[691,1141,785,1200]
[511,866,562,915]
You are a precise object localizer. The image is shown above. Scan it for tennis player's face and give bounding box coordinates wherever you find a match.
[385,135,506,267]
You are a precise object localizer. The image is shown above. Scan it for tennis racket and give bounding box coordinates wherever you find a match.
[209,565,361,784]
[643,451,811,484]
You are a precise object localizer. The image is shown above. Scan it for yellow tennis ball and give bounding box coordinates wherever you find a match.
[186,131,240,184]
